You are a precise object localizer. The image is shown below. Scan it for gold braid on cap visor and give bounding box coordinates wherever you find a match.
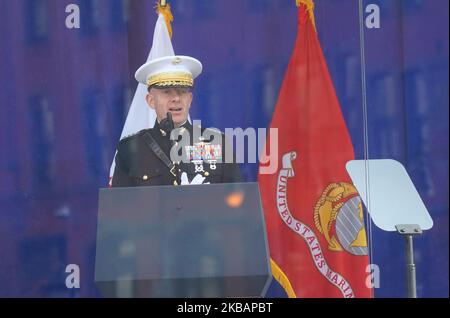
[147,72,194,87]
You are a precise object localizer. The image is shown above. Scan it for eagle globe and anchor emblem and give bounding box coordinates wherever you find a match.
[314,183,369,256]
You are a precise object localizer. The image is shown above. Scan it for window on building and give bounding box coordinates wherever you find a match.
[368,73,405,158]
[82,88,107,181]
[79,0,101,37]
[25,0,49,45]
[110,0,130,32]
[29,95,55,186]
[244,0,271,13]
[193,0,217,20]
[112,84,132,141]
[19,235,68,297]
[404,0,424,14]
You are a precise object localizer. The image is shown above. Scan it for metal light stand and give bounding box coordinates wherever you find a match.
[395,224,423,298]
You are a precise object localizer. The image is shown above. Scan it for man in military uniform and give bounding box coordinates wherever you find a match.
[111,55,241,188]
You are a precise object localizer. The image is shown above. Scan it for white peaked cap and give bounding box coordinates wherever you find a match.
[135,55,202,87]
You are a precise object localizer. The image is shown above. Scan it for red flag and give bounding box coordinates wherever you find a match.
[259,1,372,298]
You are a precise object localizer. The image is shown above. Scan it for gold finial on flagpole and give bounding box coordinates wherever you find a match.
[156,0,173,38]
[296,0,317,32]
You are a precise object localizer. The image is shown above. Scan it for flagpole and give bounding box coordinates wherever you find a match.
[357,0,376,299]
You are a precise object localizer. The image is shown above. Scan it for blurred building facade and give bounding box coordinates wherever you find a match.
[0,0,447,297]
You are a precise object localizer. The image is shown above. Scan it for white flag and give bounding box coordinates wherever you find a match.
[109,13,175,183]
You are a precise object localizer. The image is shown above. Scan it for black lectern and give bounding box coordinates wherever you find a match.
[95,182,272,298]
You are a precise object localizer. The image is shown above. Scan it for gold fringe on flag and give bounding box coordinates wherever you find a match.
[270,259,297,298]
[156,0,174,38]
[296,0,317,32]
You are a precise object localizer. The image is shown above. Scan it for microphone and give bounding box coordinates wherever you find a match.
[160,112,175,135]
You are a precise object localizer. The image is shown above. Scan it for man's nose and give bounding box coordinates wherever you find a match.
[171,92,181,101]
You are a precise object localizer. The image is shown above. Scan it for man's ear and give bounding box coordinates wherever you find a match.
[187,92,193,110]
[146,92,155,110]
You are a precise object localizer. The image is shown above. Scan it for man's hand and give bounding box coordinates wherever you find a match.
[180,172,210,185]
